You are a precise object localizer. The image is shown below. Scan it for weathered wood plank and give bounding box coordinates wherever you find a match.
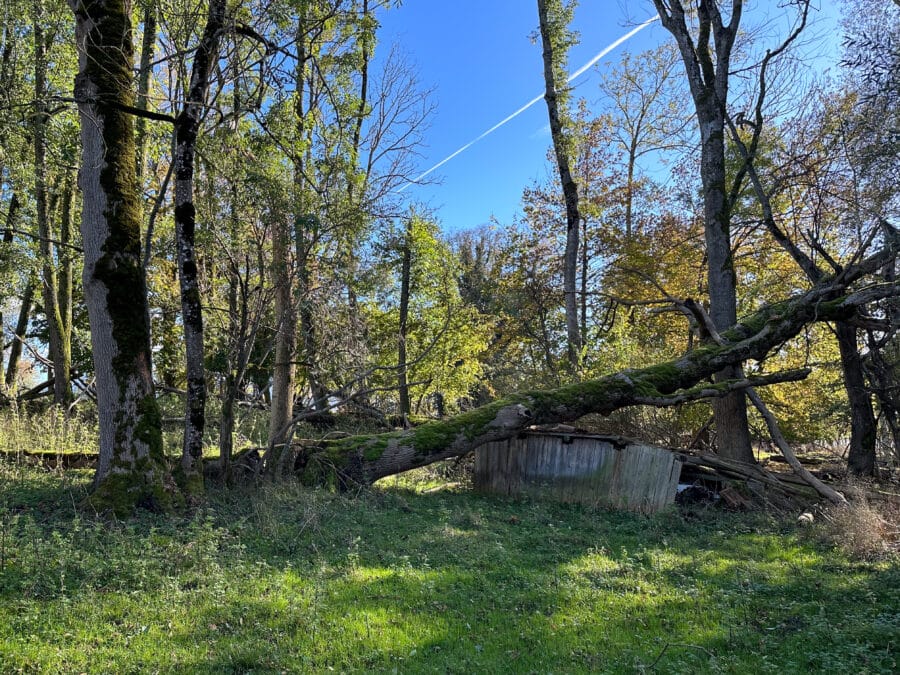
[473,433,679,513]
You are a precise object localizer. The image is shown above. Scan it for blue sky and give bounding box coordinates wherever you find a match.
[375,1,842,233]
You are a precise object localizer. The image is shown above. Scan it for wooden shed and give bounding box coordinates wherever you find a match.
[474,431,681,513]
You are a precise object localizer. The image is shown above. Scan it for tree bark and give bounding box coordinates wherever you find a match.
[268,212,296,462]
[218,264,246,483]
[172,0,226,493]
[293,10,328,416]
[2,194,25,390]
[219,185,242,480]
[297,221,328,410]
[343,0,372,375]
[267,15,310,464]
[69,0,170,514]
[57,173,75,380]
[2,194,19,243]
[297,257,897,486]
[652,0,753,463]
[835,322,878,475]
[537,0,582,372]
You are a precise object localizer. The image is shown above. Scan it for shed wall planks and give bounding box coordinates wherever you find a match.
[474,433,680,513]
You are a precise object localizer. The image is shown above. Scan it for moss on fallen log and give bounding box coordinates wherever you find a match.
[280,253,899,487]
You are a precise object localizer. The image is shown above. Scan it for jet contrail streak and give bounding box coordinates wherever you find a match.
[397,14,659,193]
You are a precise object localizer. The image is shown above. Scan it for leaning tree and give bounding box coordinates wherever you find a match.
[250,234,897,499]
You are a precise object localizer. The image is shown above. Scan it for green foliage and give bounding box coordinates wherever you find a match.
[1,0,894,505]
[365,215,492,414]
[0,461,897,672]
[454,224,568,394]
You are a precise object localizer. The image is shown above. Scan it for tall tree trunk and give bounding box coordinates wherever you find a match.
[218,258,241,481]
[219,138,242,481]
[69,0,170,514]
[297,223,328,410]
[343,0,372,372]
[653,0,753,463]
[700,101,752,463]
[268,214,296,459]
[537,0,581,372]
[172,0,226,493]
[219,60,252,481]
[835,322,878,475]
[397,220,412,420]
[580,215,588,341]
[33,0,71,406]
[267,16,309,462]
[293,13,328,415]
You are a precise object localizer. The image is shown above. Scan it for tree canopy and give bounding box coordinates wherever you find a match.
[0,0,897,513]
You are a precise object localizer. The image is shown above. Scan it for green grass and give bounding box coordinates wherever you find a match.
[0,407,98,457]
[0,460,897,674]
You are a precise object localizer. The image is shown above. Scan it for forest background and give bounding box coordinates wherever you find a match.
[0,0,897,512]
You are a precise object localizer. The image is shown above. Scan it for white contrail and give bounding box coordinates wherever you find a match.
[397,15,660,193]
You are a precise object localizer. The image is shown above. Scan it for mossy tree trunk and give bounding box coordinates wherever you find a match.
[69,0,171,514]
[298,260,897,486]
[172,0,226,494]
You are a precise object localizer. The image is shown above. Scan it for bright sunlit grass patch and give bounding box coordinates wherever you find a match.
[0,459,897,673]
[0,406,98,457]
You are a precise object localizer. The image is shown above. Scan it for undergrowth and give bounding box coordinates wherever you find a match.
[817,494,900,561]
[0,405,98,457]
[0,458,897,673]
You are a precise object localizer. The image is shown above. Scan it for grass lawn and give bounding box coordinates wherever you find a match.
[0,460,897,674]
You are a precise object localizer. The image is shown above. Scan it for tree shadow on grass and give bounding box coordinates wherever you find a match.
[148,530,899,673]
[1,468,897,673]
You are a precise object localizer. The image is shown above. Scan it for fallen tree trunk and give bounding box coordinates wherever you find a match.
[285,249,898,488]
